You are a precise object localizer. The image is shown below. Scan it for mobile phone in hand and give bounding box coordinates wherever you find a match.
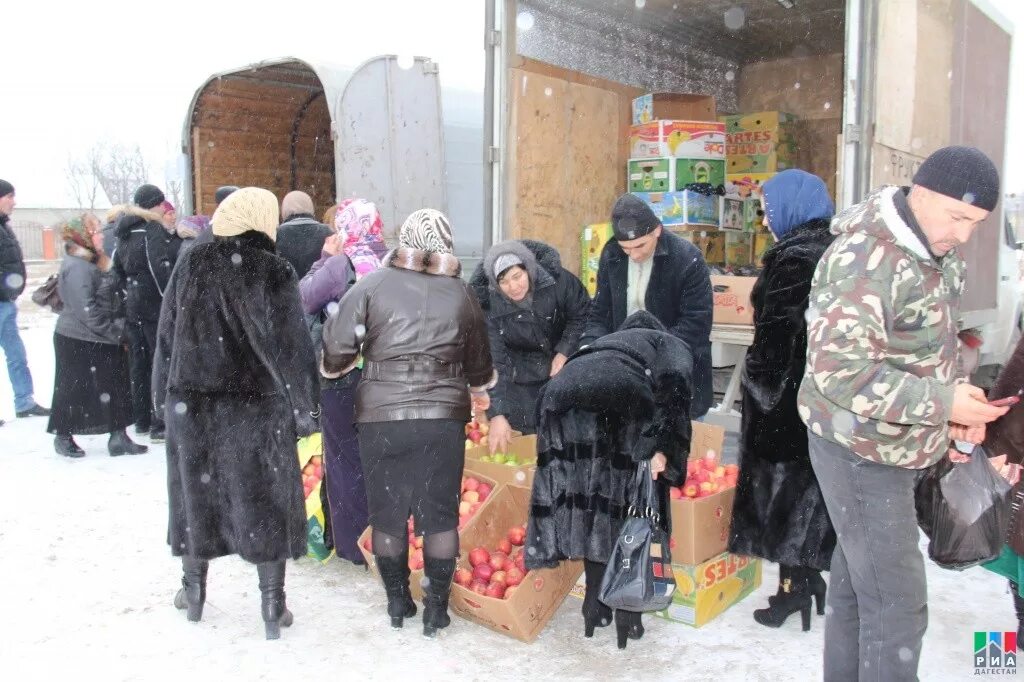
[990,390,1023,408]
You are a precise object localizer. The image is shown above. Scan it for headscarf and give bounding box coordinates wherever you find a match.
[178,215,211,233]
[211,187,280,242]
[334,198,387,278]
[399,208,454,255]
[761,169,834,241]
[61,216,95,253]
[281,191,316,221]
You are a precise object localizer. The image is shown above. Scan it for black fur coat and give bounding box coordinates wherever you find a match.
[153,232,320,563]
[728,219,837,570]
[525,312,691,569]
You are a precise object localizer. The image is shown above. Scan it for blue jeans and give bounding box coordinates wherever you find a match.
[0,301,34,412]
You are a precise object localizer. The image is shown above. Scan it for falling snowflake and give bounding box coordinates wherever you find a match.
[231,253,242,266]
[635,0,646,8]
[200,473,212,484]
[898,647,913,663]
[516,11,535,30]
[326,301,340,316]
[99,393,110,404]
[723,6,745,30]
[4,273,24,290]
[725,70,735,82]
[174,402,188,415]
[396,55,415,70]
[962,192,976,205]
[544,87,553,97]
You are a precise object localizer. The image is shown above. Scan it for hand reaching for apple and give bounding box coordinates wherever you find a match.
[650,451,667,480]
[488,415,513,454]
[471,390,490,413]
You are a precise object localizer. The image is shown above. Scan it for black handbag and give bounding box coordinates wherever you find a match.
[31,274,63,313]
[598,460,676,612]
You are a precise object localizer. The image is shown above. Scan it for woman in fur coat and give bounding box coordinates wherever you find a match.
[153,187,320,641]
[468,239,590,450]
[727,169,837,629]
[525,311,691,649]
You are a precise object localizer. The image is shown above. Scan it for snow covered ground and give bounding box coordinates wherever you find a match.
[0,301,1014,681]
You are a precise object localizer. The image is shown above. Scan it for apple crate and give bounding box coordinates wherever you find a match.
[449,484,583,643]
[464,434,538,488]
[357,470,498,601]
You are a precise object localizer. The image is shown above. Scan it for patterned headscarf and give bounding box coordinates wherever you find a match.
[399,209,454,255]
[212,187,280,242]
[334,198,387,279]
[61,216,94,252]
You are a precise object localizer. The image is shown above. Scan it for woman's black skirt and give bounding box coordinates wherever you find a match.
[47,333,133,435]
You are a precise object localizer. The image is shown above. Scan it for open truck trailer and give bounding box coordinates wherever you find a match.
[483,0,1020,375]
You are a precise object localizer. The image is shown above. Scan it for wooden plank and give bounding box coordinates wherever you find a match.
[737,53,844,121]
[201,79,310,102]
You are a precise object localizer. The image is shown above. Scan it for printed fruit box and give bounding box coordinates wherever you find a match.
[721,111,798,174]
[628,158,727,193]
[725,232,754,267]
[449,484,583,643]
[726,172,775,200]
[720,196,744,231]
[710,275,756,326]
[298,433,332,563]
[465,434,537,488]
[357,470,499,600]
[629,120,726,160]
[634,190,720,228]
[653,552,762,628]
[581,222,614,297]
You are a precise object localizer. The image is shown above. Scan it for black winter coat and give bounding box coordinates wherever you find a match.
[112,206,182,323]
[276,214,333,279]
[728,219,836,571]
[0,214,27,301]
[582,229,713,417]
[153,232,320,563]
[984,336,1024,556]
[469,240,590,432]
[526,312,691,569]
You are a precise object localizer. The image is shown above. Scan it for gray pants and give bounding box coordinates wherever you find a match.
[808,434,929,682]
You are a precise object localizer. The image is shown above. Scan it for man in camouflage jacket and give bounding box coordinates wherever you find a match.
[798,147,1008,681]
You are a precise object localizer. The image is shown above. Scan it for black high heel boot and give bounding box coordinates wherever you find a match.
[754,567,813,631]
[54,435,85,458]
[422,557,456,638]
[375,552,417,628]
[173,556,209,622]
[582,559,613,637]
[1011,581,1024,644]
[257,560,293,640]
[805,568,827,616]
[614,609,644,650]
[108,429,148,456]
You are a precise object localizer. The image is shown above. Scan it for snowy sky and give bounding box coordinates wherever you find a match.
[4,0,1023,208]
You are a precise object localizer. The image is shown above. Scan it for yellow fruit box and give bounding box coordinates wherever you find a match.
[464,434,538,489]
[653,551,762,627]
[629,120,726,160]
[580,222,614,297]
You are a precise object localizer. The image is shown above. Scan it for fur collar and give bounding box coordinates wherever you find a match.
[115,205,166,238]
[385,247,461,277]
[64,241,98,263]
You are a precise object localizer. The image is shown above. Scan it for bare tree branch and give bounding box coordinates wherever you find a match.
[64,154,101,210]
[66,142,150,207]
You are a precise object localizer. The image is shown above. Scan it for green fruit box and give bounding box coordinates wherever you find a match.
[464,434,538,489]
[357,469,499,601]
[628,157,726,193]
[580,222,615,297]
[449,484,583,643]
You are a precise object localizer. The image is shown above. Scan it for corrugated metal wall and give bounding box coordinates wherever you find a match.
[10,224,45,260]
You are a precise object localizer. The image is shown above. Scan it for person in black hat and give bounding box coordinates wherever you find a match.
[798,145,1005,680]
[112,183,182,441]
[581,193,713,417]
[0,179,50,424]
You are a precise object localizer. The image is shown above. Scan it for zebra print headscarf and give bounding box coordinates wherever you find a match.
[399,209,454,255]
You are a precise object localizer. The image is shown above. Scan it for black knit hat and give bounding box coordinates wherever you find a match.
[912,146,1000,211]
[0,179,13,198]
[215,185,239,205]
[133,184,165,210]
[612,193,660,241]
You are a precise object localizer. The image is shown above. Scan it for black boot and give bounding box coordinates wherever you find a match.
[582,559,613,637]
[422,557,455,638]
[375,552,417,628]
[54,435,85,458]
[257,560,293,640]
[173,556,209,622]
[754,565,812,631]
[1011,581,1024,644]
[804,568,827,616]
[108,429,148,456]
[614,609,644,650]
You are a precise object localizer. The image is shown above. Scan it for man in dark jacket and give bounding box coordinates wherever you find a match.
[0,179,50,424]
[112,183,181,441]
[582,193,714,417]
[276,191,333,278]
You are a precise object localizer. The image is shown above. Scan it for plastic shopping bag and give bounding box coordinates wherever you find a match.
[916,445,1011,570]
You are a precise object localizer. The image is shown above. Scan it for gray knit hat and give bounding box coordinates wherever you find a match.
[493,253,524,279]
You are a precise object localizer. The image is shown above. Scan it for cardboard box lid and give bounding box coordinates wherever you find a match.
[689,420,725,461]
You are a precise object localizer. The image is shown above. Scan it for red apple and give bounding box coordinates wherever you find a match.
[362,537,372,552]
[498,539,513,555]
[490,570,507,586]
[469,547,490,567]
[454,568,473,587]
[699,481,718,497]
[302,463,315,476]
[508,526,527,546]
[459,501,472,516]
[506,566,525,587]
[489,552,507,571]
[410,548,424,571]
[470,579,488,595]
[514,554,526,572]
[485,582,506,599]
[468,429,483,444]
[724,463,739,476]
[477,482,493,501]
[469,502,481,514]
[462,490,481,504]
[683,483,699,498]
[670,487,683,500]
[473,563,494,582]
[504,585,517,599]
[413,536,424,550]
[463,477,480,492]
[501,556,515,572]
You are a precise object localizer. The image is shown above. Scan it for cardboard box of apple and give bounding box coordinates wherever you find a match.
[670,451,739,499]
[447,484,583,643]
[356,472,498,599]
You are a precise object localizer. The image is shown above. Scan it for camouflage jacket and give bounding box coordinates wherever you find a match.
[797,186,964,468]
